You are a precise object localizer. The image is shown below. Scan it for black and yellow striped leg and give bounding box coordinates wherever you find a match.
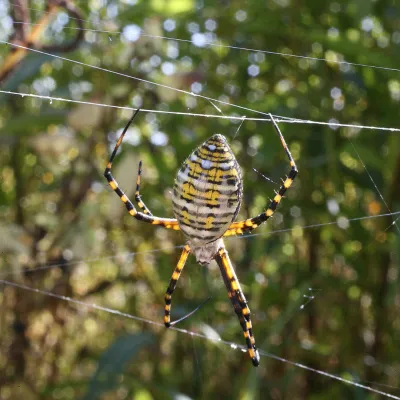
[164,244,191,327]
[224,113,298,237]
[134,161,153,215]
[104,109,180,231]
[215,246,260,367]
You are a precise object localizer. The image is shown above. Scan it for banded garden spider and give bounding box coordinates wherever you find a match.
[104,109,298,366]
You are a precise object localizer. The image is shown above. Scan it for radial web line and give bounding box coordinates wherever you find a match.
[0,39,283,118]
[7,3,400,73]
[242,210,400,239]
[0,210,399,279]
[349,140,400,234]
[0,278,399,399]
[1,90,400,133]
[0,245,185,278]
[2,40,400,135]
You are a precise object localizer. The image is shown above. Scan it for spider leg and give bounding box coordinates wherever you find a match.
[104,109,180,231]
[134,161,153,216]
[224,113,298,237]
[164,244,191,327]
[215,245,260,367]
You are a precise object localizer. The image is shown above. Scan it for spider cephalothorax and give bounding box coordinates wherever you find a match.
[104,109,298,367]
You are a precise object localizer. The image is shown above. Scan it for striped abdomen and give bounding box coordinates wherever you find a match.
[172,134,242,244]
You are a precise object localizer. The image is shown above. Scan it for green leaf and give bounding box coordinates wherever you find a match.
[83,333,154,400]
[0,53,53,92]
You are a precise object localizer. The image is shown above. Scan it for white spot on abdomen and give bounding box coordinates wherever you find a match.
[220,162,232,171]
[201,159,212,169]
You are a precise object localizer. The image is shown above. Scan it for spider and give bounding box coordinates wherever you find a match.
[104,109,298,367]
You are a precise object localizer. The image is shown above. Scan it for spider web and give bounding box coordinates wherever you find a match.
[0,2,400,399]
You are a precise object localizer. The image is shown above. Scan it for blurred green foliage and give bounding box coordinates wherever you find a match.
[0,0,399,399]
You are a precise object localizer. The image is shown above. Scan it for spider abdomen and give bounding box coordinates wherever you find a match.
[172,134,242,244]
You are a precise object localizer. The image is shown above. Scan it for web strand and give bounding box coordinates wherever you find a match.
[1,40,400,135]
[1,90,400,133]
[349,139,400,234]
[1,210,399,279]
[0,39,271,118]
[7,6,400,74]
[242,210,400,239]
[0,278,398,399]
